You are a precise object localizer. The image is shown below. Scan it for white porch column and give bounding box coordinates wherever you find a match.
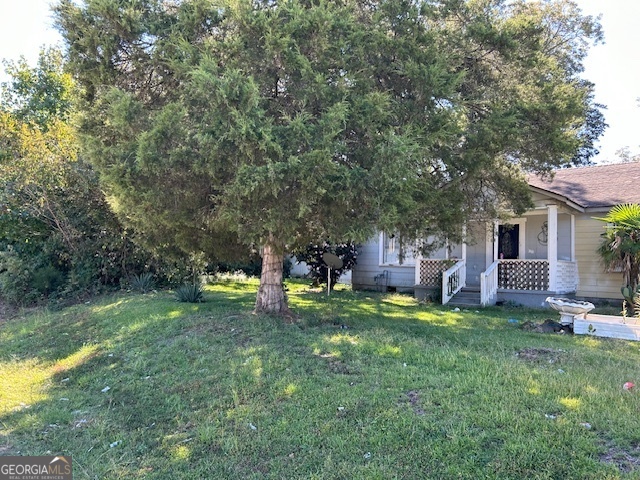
[414,251,423,285]
[547,204,558,292]
[461,225,467,262]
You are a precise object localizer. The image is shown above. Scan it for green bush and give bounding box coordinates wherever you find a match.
[32,264,66,296]
[129,272,156,293]
[175,283,204,303]
[0,249,34,305]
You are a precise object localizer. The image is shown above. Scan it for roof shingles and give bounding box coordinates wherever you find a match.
[528,163,640,209]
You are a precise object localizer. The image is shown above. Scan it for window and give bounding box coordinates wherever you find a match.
[380,232,416,266]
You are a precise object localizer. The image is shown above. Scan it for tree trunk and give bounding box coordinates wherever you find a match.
[255,235,289,315]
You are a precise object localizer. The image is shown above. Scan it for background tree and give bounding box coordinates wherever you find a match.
[0,49,160,304]
[2,48,75,130]
[55,0,604,314]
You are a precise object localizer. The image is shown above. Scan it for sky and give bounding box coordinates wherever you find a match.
[0,0,639,164]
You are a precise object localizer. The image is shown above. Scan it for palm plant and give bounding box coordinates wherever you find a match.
[595,203,640,314]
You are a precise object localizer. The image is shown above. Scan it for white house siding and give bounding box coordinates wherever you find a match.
[289,259,310,277]
[289,257,352,284]
[575,215,621,300]
[351,236,417,291]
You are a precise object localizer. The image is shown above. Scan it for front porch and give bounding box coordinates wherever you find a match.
[415,258,579,307]
[413,203,580,307]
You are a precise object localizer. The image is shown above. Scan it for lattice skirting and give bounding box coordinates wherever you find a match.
[498,260,549,290]
[419,260,455,286]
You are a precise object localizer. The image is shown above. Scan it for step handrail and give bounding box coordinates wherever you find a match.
[480,260,499,306]
[442,260,466,305]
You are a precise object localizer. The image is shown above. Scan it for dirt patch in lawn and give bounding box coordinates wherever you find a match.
[515,347,565,364]
[399,390,426,416]
[600,441,640,473]
[315,352,356,375]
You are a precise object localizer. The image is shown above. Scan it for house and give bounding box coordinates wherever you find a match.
[289,257,352,284]
[351,163,640,307]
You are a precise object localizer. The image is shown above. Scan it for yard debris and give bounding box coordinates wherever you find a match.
[452,307,460,312]
[521,319,571,334]
[508,318,519,324]
[557,369,565,374]
[101,386,110,393]
[623,382,635,390]
[109,440,121,448]
[14,403,31,411]
[249,423,257,431]
[72,419,88,429]
[363,452,372,459]
[545,414,557,420]
[580,422,592,429]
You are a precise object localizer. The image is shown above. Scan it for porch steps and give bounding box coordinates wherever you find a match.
[448,287,481,307]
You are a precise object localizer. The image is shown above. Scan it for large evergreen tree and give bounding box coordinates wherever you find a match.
[54,0,604,314]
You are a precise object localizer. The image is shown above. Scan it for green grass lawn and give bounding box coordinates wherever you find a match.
[1,279,640,479]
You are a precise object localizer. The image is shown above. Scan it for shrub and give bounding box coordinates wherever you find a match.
[32,264,66,296]
[0,249,34,305]
[129,272,156,293]
[175,282,204,303]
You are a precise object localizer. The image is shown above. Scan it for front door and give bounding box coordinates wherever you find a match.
[498,224,519,259]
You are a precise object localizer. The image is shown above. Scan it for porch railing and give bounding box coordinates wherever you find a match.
[480,260,499,306]
[442,260,466,305]
[498,260,549,291]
